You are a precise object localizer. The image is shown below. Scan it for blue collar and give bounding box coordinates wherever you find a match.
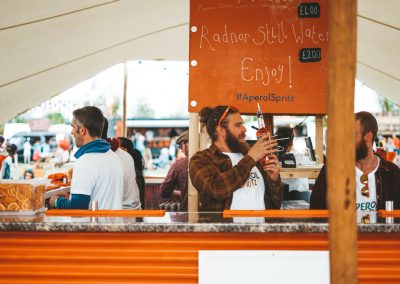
[74,139,110,159]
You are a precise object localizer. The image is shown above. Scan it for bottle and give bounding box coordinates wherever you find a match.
[256,103,271,165]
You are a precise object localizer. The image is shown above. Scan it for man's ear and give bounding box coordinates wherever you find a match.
[215,125,226,139]
[364,132,373,143]
[80,126,87,136]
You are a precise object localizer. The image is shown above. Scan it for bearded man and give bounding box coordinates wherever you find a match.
[310,111,400,214]
[189,105,283,212]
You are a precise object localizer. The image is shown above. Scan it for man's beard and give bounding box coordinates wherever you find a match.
[356,138,368,161]
[225,128,249,154]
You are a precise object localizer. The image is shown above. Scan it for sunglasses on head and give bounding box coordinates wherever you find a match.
[218,106,231,126]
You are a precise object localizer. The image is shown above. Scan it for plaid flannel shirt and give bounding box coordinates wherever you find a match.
[189,144,283,211]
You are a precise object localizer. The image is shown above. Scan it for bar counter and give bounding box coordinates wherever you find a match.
[1,211,399,283]
[0,211,399,233]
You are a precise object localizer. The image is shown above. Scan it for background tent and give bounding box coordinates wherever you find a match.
[0,0,398,123]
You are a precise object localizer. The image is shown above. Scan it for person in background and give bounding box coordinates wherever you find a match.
[393,134,400,156]
[160,130,189,211]
[23,138,32,164]
[0,144,17,179]
[101,119,141,210]
[49,106,123,209]
[143,143,155,170]
[154,148,170,168]
[40,138,51,162]
[310,111,400,219]
[189,105,283,212]
[23,169,34,179]
[0,136,5,151]
[0,136,6,172]
[118,137,146,209]
[168,128,179,161]
[32,140,41,162]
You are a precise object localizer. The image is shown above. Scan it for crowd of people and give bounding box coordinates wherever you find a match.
[1,105,399,215]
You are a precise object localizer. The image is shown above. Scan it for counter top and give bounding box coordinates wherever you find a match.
[1,212,399,233]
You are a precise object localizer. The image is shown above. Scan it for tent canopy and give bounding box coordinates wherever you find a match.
[0,0,398,123]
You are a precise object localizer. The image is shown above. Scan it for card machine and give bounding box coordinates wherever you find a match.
[281,153,296,168]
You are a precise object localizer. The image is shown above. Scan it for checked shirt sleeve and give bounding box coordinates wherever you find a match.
[189,151,256,201]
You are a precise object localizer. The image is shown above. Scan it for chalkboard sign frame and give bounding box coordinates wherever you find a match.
[189,0,329,115]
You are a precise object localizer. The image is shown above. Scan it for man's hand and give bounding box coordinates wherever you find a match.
[247,134,278,163]
[262,154,280,182]
[49,195,58,208]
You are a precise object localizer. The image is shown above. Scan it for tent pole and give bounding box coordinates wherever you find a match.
[188,112,199,216]
[122,62,128,137]
[327,1,358,283]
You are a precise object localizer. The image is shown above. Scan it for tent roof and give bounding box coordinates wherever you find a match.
[0,0,398,123]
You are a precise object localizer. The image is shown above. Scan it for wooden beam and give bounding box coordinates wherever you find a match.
[188,113,199,214]
[327,1,358,284]
[315,115,324,164]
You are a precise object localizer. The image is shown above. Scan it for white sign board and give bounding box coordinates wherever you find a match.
[199,250,329,284]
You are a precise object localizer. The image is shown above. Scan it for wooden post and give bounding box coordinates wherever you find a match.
[122,63,128,137]
[327,1,357,284]
[315,115,324,164]
[188,113,199,214]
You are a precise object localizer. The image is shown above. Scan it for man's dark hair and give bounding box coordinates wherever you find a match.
[0,136,4,144]
[199,105,239,141]
[6,144,17,155]
[101,117,108,139]
[355,111,378,142]
[72,106,105,138]
[118,136,145,207]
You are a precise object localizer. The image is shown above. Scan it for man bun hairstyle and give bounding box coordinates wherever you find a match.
[199,105,239,141]
[355,111,378,142]
[73,106,105,138]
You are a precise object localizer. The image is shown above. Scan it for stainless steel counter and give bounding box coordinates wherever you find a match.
[0,211,399,233]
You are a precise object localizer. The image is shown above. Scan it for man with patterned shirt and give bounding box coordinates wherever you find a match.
[160,130,189,211]
[189,105,283,212]
[310,111,400,223]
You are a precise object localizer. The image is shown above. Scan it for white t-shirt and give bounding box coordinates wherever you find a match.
[355,156,379,223]
[23,141,32,156]
[223,152,266,210]
[115,148,141,209]
[71,149,123,210]
[0,156,12,179]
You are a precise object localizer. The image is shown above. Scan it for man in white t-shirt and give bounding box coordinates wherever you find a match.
[190,105,283,212]
[23,138,32,164]
[101,118,141,210]
[311,111,400,223]
[49,106,123,210]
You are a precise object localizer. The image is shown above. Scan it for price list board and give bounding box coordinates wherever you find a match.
[189,0,328,114]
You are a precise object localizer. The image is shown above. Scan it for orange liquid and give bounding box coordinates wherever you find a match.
[256,128,270,166]
[386,152,397,162]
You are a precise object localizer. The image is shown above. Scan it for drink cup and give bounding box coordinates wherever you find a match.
[386,151,397,163]
[256,128,270,166]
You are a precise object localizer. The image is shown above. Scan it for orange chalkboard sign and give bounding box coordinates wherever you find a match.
[189,0,328,114]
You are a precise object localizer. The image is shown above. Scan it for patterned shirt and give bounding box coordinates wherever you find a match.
[189,144,283,212]
[160,157,188,211]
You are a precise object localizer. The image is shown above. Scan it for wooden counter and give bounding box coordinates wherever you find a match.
[0,211,399,283]
[280,164,323,179]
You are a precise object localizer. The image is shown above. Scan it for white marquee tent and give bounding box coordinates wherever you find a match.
[0,0,399,123]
